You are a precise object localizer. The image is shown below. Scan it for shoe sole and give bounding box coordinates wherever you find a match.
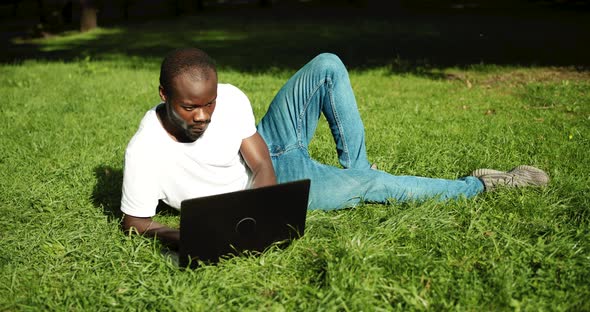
[479,165,549,191]
[508,165,550,185]
[472,165,549,184]
[471,168,504,177]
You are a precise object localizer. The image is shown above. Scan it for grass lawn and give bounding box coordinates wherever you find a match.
[1,6,589,311]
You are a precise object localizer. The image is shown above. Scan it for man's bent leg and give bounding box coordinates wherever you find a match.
[257,53,370,169]
[256,53,485,210]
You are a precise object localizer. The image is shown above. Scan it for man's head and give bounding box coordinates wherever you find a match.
[158,48,218,142]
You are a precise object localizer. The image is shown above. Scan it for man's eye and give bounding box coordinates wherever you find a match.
[183,106,194,111]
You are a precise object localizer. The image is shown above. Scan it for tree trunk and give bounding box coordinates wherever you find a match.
[80,0,97,32]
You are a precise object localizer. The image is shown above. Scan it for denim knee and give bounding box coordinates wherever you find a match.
[310,53,347,77]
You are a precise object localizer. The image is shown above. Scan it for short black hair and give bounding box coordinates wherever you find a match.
[159,48,217,97]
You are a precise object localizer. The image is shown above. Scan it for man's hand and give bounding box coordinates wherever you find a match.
[122,214,180,250]
[240,132,277,188]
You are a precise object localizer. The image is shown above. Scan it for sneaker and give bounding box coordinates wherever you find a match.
[477,165,550,192]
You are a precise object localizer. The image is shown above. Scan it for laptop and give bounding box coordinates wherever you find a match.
[179,179,311,267]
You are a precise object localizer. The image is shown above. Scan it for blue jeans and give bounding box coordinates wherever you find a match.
[256,53,484,210]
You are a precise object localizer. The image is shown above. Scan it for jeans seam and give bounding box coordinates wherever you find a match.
[298,77,326,149]
[269,145,302,157]
[327,77,350,168]
[297,76,350,167]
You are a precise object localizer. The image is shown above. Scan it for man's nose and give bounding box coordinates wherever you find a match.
[193,108,208,122]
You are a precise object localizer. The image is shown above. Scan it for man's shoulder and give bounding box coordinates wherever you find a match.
[125,107,166,157]
[218,83,248,100]
[218,82,241,92]
[216,83,252,117]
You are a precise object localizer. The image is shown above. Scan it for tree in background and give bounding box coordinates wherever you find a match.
[32,0,97,34]
[79,0,97,32]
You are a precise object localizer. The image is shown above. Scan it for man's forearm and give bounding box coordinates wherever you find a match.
[123,215,180,250]
[144,223,180,250]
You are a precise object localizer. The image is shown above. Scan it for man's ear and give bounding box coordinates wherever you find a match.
[159,85,167,103]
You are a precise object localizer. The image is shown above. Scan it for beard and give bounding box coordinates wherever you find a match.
[166,104,209,142]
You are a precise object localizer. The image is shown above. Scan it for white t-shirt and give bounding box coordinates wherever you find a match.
[120,83,257,217]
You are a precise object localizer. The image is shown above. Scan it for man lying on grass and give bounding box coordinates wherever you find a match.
[120,48,549,249]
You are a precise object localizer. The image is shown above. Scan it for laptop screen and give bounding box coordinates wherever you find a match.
[179,179,310,267]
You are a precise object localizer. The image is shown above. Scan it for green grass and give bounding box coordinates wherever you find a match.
[1,11,590,311]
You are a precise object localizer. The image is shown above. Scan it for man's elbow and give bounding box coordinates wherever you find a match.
[121,214,151,235]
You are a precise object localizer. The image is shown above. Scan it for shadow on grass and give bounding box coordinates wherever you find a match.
[92,166,123,221]
[2,5,590,73]
[92,165,178,222]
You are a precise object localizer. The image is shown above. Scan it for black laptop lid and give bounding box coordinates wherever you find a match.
[179,179,310,267]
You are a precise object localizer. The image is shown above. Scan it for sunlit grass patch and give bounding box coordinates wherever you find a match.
[1,43,589,311]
